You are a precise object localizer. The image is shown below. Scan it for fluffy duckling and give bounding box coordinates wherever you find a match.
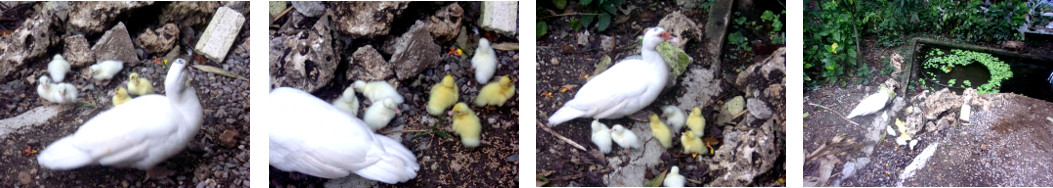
[661,105,686,134]
[680,131,705,154]
[126,73,155,95]
[363,98,399,131]
[48,54,70,82]
[37,76,54,102]
[590,120,613,154]
[449,103,481,147]
[112,87,131,106]
[663,166,686,187]
[473,76,515,107]
[332,87,361,117]
[846,87,895,119]
[427,75,459,116]
[471,38,497,83]
[686,107,705,137]
[611,124,641,149]
[649,114,672,149]
[89,60,123,80]
[352,80,405,104]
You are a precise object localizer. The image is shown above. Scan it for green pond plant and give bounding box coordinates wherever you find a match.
[923,49,1013,94]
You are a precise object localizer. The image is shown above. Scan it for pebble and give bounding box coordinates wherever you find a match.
[18,171,31,184]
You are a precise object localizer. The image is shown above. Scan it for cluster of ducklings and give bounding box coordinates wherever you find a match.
[36,54,151,108]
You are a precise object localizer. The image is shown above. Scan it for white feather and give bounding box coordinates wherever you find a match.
[547,27,670,125]
[352,80,404,104]
[268,87,418,184]
[37,59,200,170]
[590,120,613,154]
[661,105,686,134]
[48,54,70,82]
[471,38,498,83]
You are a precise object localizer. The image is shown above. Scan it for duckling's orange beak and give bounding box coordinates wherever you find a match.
[659,32,672,41]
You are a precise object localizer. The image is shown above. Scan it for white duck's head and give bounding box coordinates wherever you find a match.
[591,120,606,131]
[165,59,191,93]
[642,27,672,51]
[38,76,50,89]
[611,124,627,135]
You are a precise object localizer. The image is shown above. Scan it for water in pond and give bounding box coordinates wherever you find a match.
[918,47,1053,102]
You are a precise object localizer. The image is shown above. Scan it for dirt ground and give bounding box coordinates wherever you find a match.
[267,2,520,187]
[536,1,785,186]
[0,2,250,187]
[803,32,1053,186]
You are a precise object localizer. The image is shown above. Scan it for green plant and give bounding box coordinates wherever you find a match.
[411,120,454,141]
[804,0,859,86]
[923,49,1013,94]
[578,0,624,32]
[761,10,785,44]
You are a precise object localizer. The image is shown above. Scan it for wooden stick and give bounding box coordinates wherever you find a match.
[807,102,860,126]
[537,121,587,151]
[273,6,293,23]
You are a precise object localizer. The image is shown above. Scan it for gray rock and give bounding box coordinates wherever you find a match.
[388,22,441,81]
[0,106,59,140]
[478,1,518,36]
[291,1,325,17]
[422,3,463,43]
[706,117,780,186]
[600,35,616,52]
[657,11,702,49]
[92,22,139,65]
[328,2,408,38]
[676,67,722,110]
[195,6,245,63]
[347,45,393,81]
[676,0,703,10]
[135,23,180,54]
[270,15,338,92]
[747,98,772,119]
[68,2,153,34]
[269,1,286,19]
[45,1,70,21]
[0,10,58,78]
[159,2,221,28]
[63,34,93,68]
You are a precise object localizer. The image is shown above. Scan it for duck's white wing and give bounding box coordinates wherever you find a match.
[38,95,184,170]
[268,87,417,183]
[549,60,661,124]
[846,90,891,118]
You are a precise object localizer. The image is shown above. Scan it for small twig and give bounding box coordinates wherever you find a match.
[687,178,705,185]
[541,9,603,19]
[273,6,293,23]
[537,121,587,151]
[807,102,861,126]
[396,129,430,133]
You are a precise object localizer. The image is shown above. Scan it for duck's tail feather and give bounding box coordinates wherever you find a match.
[548,106,585,126]
[355,135,419,184]
[37,137,93,170]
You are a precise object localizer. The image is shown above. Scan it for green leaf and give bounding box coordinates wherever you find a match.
[537,21,548,38]
[602,3,617,15]
[644,169,668,187]
[596,13,612,31]
[582,15,595,30]
[570,18,581,32]
[411,132,429,140]
[553,0,566,9]
[580,0,593,5]
[435,130,454,138]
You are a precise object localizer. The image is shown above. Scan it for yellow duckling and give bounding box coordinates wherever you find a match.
[649,114,672,149]
[427,75,459,116]
[450,103,482,147]
[112,87,131,106]
[680,131,705,154]
[686,107,705,137]
[473,76,516,107]
[126,73,154,95]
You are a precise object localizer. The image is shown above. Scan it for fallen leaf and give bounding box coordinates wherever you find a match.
[644,168,668,187]
[491,42,518,51]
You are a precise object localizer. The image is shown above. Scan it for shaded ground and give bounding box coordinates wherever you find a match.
[804,33,1053,186]
[0,2,250,187]
[536,1,785,186]
[267,2,519,187]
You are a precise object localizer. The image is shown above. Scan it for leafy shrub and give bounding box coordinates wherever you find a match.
[804,0,859,86]
[923,49,1013,94]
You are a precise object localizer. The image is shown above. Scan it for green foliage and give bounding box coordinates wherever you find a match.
[761,10,785,44]
[804,0,859,86]
[537,21,548,38]
[864,0,1027,45]
[923,49,1013,94]
[579,0,623,32]
[699,0,715,10]
[553,0,567,10]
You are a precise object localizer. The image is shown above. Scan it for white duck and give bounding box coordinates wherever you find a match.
[547,27,672,125]
[363,98,399,131]
[37,59,201,172]
[48,54,70,82]
[471,38,498,83]
[661,105,686,134]
[268,87,419,184]
[590,120,613,154]
[846,87,895,119]
[332,87,361,117]
[36,76,54,102]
